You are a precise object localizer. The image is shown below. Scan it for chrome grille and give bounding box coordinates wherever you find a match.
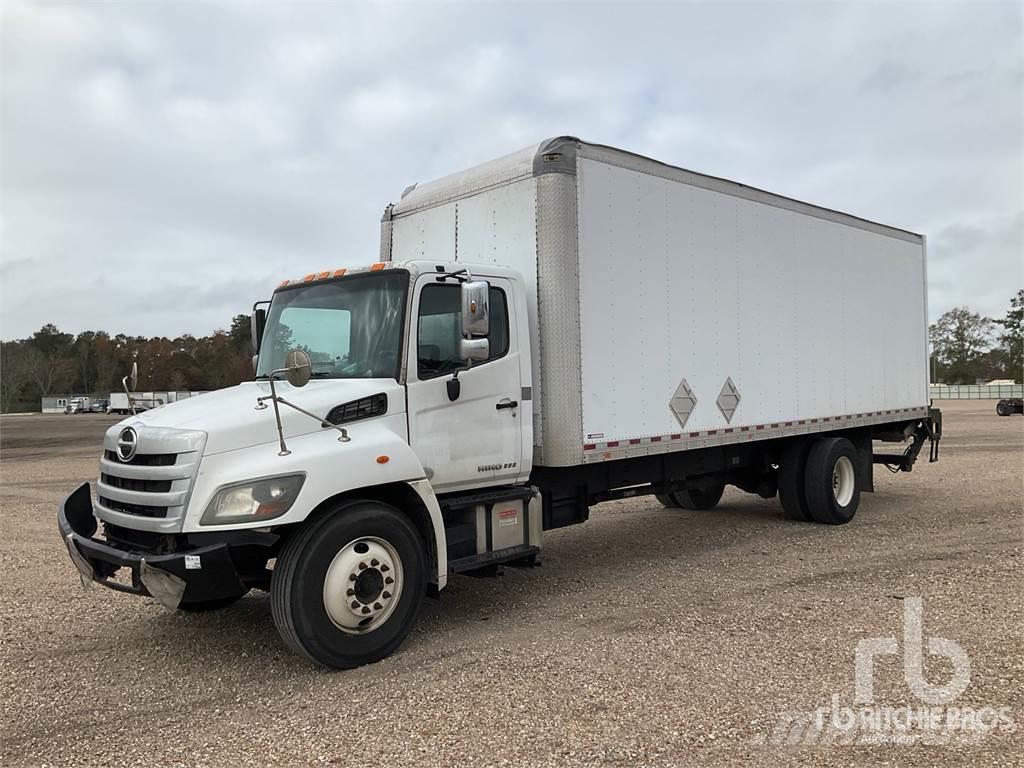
[96,426,206,533]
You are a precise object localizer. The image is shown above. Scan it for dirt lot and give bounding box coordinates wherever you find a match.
[0,403,1021,767]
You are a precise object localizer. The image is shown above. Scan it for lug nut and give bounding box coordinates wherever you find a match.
[382,591,391,599]
[358,562,367,570]
[350,601,359,609]
[371,558,379,567]
[361,606,371,614]
[380,564,390,572]
[349,573,357,582]
[346,588,355,597]
[373,602,383,610]
[385,577,394,585]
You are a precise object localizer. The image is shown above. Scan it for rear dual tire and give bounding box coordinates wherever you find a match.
[271,501,426,669]
[779,436,861,525]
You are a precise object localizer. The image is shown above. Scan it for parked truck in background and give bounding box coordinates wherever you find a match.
[59,137,942,669]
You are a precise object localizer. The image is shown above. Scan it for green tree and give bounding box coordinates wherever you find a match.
[229,314,252,353]
[0,341,32,412]
[929,307,995,384]
[995,289,1024,381]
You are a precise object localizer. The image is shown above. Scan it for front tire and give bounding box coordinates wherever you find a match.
[804,437,861,525]
[271,501,426,669]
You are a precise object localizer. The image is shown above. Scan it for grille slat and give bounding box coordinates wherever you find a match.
[98,496,168,518]
[100,473,172,493]
[104,450,176,466]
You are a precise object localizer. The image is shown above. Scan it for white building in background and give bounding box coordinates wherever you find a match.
[40,395,74,413]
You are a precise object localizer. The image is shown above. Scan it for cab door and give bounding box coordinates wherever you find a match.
[405,275,522,493]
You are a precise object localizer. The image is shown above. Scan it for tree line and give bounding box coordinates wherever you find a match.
[0,290,1020,413]
[0,315,253,413]
[929,290,1023,385]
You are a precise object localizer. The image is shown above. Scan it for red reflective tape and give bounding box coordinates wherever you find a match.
[629,439,641,445]
[741,426,750,432]
[651,436,662,442]
[584,444,596,451]
[785,421,793,426]
[724,428,733,434]
[707,430,717,436]
[670,434,681,440]
[771,423,779,428]
[606,441,620,447]
[689,432,700,438]
[755,425,765,430]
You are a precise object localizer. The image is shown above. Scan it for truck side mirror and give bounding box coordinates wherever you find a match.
[459,280,490,362]
[461,281,490,337]
[458,337,489,362]
[251,304,268,355]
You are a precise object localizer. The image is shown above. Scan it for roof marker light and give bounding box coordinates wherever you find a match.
[370,263,386,272]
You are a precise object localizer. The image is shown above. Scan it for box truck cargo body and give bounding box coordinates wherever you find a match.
[58,137,941,669]
[383,138,930,469]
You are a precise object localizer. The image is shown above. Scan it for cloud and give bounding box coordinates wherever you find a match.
[1,0,1021,340]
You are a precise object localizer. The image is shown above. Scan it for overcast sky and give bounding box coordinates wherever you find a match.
[1,0,1021,340]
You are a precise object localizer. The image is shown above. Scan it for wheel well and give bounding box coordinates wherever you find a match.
[283,483,438,578]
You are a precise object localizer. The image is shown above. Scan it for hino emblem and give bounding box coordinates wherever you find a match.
[116,427,138,462]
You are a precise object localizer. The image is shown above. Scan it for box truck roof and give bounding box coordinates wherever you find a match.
[389,136,922,244]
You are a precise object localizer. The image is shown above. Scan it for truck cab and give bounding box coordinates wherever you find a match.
[59,261,542,669]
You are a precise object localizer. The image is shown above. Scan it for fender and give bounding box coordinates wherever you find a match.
[182,414,447,586]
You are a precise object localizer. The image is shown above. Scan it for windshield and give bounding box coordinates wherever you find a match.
[256,271,408,380]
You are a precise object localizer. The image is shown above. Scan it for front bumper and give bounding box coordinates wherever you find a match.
[58,483,258,608]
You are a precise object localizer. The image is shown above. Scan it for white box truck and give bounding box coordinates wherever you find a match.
[59,137,941,668]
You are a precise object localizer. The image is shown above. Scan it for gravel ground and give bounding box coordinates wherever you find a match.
[0,403,1021,767]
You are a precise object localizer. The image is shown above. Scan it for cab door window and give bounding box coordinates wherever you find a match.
[417,284,508,379]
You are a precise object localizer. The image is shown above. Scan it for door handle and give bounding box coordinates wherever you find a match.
[495,400,519,410]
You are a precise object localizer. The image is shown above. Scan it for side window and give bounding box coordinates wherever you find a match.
[417,284,509,379]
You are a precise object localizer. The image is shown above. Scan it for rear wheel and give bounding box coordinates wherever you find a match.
[778,441,813,521]
[804,437,861,525]
[996,401,1010,416]
[271,501,426,669]
[674,483,725,510]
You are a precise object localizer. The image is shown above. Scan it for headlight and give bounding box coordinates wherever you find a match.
[200,474,305,526]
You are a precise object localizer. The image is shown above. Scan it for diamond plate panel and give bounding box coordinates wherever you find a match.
[669,378,698,429]
[716,377,741,423]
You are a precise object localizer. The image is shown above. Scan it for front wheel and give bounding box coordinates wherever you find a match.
[271,501,426,669]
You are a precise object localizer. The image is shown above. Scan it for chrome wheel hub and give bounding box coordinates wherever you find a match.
[323,537,403,634]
